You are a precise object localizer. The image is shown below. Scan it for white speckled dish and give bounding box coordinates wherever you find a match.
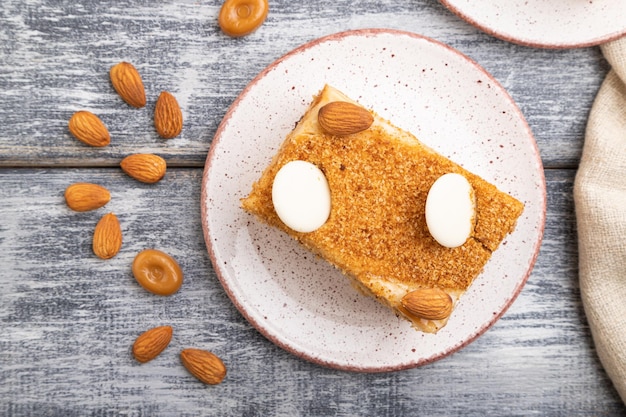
[440,0,626,49]
[201,29,546,372]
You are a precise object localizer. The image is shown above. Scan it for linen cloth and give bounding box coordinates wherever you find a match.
[574,36,626,404]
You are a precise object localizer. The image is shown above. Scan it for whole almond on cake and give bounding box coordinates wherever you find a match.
[180,348,227,385]
[120,154,167,184]
[401,288,454,321]
[64,183,111,212]
[110,62,146,108]
[93,212,122,259]
[317,101,374,136]
[154,91,183,139]
[68,111,111,147]
[132,325,173,363]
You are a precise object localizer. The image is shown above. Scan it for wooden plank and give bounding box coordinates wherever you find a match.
[0,167,623,415]
[0,1,606,168]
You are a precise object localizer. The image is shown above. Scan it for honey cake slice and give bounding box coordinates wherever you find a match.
[241,84,524,333]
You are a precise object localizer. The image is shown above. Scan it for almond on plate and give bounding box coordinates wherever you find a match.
[132,325,173,363]
[64,183,111,212]
[154,91,183,139]
[401,288,453,321]
[68,111,111,147]
[92,212,122,259]
[317,101,374,136]
[120,154,167,184]
[180,348,227,385]
[110,62,146,108]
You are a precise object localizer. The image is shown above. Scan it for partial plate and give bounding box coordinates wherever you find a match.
[440,0,626,49]
[201,29,546,372]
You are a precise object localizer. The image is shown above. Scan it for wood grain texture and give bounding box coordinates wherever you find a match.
[0,0,624,415]
[0,0,607,168]
[0,169,623,416]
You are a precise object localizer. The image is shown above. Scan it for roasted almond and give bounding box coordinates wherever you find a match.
[154,91,183,139]
[401,288,453,321]
[93,212,122,259]
[132,325,173,363]
[317,101,374,136]
[120,153,167,184]
[110,62,146,108]
[180,348,227,385]
[68,111,111,147]
[65,183,111,212]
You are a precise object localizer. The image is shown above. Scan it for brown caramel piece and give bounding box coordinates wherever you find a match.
[132,249,183,296]
[218,0,268,37]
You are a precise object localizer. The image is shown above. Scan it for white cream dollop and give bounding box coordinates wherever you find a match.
[425,173,475,248]
[272,160,331,233]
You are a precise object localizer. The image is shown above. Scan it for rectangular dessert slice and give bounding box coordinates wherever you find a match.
[241,85,524,333]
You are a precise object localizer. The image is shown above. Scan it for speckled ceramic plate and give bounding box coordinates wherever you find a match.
[201,29,546,372]
[440,0,626,49]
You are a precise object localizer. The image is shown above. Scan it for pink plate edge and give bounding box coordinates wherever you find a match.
[438,0,626,49]
[200,28,547,372]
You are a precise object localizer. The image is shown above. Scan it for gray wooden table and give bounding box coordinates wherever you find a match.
[1,1,624,415]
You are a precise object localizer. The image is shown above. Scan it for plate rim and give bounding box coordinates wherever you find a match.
[201,28,547,372]
[439,0,626,49]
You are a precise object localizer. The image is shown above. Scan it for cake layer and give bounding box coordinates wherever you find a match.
[241,85,524,332]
